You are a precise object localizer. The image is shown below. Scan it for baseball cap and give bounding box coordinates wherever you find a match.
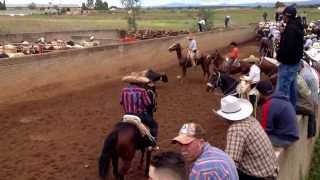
[172,123,206,145]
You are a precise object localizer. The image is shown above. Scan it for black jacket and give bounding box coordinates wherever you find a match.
[277,19,304,64]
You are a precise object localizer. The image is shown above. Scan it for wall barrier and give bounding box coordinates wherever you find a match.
[0,27,255,104]
[0,29,119,44]
[276,114,319,180]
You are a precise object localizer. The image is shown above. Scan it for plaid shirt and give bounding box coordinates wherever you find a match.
[190,143,239,180]
[120,85,151,114]
[225,117,279,178]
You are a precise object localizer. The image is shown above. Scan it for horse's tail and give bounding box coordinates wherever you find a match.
[99,130,118,180]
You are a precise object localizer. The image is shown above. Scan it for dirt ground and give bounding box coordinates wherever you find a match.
[0,41,259,180]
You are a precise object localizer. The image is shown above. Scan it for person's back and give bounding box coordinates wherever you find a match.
[190,143,239,180]
[277,19,304,65]
[226,117,278,178]
[263,91,299,145]
[120,84,151,115]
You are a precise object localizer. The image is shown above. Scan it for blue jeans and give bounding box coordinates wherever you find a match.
[276,63,300,108]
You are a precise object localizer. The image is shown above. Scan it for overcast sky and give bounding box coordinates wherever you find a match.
[5,0,314,7]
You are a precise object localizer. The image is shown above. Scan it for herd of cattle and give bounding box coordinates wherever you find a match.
[0,37,101,59]
[0,29,189,59]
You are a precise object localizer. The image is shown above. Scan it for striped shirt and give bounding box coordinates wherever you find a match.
[120,85,151,114]
[190,143,239,180]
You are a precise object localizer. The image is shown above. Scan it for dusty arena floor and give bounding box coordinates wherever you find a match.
[0,41,260,180]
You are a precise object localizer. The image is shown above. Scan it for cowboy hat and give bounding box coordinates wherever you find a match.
[243,54,259,63]
[122,71,150,84]
[214,95,253,121]
[312,42,320,49]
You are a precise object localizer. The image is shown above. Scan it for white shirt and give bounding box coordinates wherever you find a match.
[199,19,206,25]
[244,64,261,83]
[188,39,197,51]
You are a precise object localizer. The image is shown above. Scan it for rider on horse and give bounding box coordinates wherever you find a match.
[226,42,239,71]
[187,33,199,67]
[241,55,261,88]
[121,74,159,148]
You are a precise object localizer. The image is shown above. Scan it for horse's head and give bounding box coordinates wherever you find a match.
[168,42,181,52]
[210,50,224,66]
[206,71,222,92]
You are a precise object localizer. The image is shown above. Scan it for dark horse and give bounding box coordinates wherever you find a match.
[168,42,211,80]
[206,71,239,95]
[99,122,152,180]
[208,49,251,74]
[259,36,273,58]
[209,50,278,77]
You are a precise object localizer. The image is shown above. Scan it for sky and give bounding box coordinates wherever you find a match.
[5,0,315,7]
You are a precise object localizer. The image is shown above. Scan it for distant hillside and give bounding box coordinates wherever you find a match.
[151,0,320,8]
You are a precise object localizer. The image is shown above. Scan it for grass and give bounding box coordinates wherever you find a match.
[0,7,319,33]
[308,137,320,180]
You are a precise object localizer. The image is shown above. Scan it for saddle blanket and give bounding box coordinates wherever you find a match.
[264,57,280,66]
[122,115,156,143]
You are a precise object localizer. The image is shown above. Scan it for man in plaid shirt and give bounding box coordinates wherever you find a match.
[214,96,279,180]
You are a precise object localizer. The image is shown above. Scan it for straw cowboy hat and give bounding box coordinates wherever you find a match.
[243,54,260,63]
[122,72,151,84]
[214,95,253,121]
[312,42,320,49]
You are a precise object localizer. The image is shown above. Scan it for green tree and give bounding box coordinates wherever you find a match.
[2,0,6,10]
[121,0,140,32]
[95,0,108,10]
[87,0,94,9]
[28,2,37,10]
[275,1,285,8]
[81,2,88,10]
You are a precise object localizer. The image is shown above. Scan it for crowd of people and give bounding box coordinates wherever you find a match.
[112,5,319,180]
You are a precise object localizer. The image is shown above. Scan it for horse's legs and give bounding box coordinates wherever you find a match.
[138,148,145,169]
[182,66,187,77]
[112,154,119,178]
[145,149,152,177]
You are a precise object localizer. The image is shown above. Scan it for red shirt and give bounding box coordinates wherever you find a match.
[229,47,239,60]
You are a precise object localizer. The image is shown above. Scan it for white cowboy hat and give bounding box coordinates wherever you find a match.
[214,95,253,121]
[243,54,259,63]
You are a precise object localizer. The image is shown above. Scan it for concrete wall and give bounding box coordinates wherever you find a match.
[0,27,255,104]
[277,114,319,180]
[0,29,119,43]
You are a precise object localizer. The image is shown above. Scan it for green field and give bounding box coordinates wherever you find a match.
[0,7,319,34]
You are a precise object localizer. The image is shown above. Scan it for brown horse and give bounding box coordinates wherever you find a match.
[168,42,211,80]
[99,122,152,180]
[208,49,251,74]
[209,50,278,77]
[259,37,273,57]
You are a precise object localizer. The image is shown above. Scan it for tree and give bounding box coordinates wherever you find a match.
[28,2,37,10]
[121,0,140,32]
[275,1,285,8]
[81,2,88,10]
[95,0,108,10]
[87,0,94,9]
[2,0,6,10]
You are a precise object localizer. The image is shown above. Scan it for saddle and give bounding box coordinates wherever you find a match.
[122,115,156,144]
